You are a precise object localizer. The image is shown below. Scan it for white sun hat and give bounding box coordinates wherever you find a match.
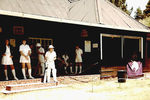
[49,45,54,48]
[36,43,41,47]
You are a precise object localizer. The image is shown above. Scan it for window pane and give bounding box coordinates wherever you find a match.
[147,41,150,58]
[123,38,139,61]
[102,37,121,66]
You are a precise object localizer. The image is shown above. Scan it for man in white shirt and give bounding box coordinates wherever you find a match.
[19,39,34,79]
[36,43,45,76]
[75,45,83,74]
[43,45,58,83]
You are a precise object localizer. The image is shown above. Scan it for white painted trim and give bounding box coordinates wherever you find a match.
[100,34,144,59]
[100,34,103,60]
[121,36,124,58]
[141,37,143,59]
[123,36,141,39]
[0,9,150,33]
[102,34,121,38]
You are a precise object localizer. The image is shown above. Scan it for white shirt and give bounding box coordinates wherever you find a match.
[5,46,11,56]
[62,54,69,66]
[1,45,13,65]
[45,51,56,63]
[75,48,83,58]
[131,61,139,72]
[19,44,31,56]
[62,54,69,62]
[75,48,83,62]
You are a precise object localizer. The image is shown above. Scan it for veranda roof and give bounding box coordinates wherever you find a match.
[0,0,149,33]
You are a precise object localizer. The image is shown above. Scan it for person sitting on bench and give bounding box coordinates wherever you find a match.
[126,52,143,78]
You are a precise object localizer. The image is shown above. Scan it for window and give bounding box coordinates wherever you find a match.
[146,38,150,58]
[100,34,143,66]
[123,36,143,60]
[28,37,53,51]
[101,34,121,65]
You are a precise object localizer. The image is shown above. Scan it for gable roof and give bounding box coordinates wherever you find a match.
[0,0,149,32]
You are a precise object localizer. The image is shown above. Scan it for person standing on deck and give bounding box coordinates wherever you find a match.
[1,39,18,80]
[36,43,45,76]
[75,45,83,74]
[19,39,34,79]
[44,45,58,83]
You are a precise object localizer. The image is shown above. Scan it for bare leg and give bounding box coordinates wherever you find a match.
[41,62,45,76]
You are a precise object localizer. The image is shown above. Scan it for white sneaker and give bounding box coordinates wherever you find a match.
[70,72,74,74]
[24,76,27,79]
[6,77,8,81]
[54,79,58,82]
[65,71,68,74]
[29,76,34,79]
[14,77,18,80]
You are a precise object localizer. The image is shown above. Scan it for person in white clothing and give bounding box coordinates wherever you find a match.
[75,45,83,74]
[19,39,34,79]
[1,39,18,80]
[36,43,45,76]
[62,52,73,74]
[43,45,58,83]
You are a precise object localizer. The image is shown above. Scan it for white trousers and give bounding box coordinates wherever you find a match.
[43,63,57,83]
[41,62,45,75]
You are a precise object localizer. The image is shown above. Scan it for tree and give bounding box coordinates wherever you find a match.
[108,0,130,15]
[143,0,150,17]
[134,7,144,20]
[139,17,150,27]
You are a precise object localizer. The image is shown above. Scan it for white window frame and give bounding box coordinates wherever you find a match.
[100,34,143,60]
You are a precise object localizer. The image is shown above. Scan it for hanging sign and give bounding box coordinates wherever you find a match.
[81,29,88,37]
[93,43,98,48]
[84,40,91,52]
[13,26,24,35]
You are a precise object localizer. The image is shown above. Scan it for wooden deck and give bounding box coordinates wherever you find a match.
[100,65,150,79]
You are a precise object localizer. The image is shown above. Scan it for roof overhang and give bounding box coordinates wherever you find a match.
[0,9,150,33]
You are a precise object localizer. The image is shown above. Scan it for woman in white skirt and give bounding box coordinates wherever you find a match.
[19,39,34,79]
[75,45,83,74]
[1,39,18,80]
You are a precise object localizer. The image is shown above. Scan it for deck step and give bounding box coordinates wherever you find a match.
[6,82,58,91]
[100,70,117,79]
[0,78,42,90]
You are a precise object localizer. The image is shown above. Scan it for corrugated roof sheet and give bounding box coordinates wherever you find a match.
[0,0,149,31]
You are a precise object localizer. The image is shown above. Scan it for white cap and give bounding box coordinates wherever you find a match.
[36,43,41,47]
[49,45,54,48]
